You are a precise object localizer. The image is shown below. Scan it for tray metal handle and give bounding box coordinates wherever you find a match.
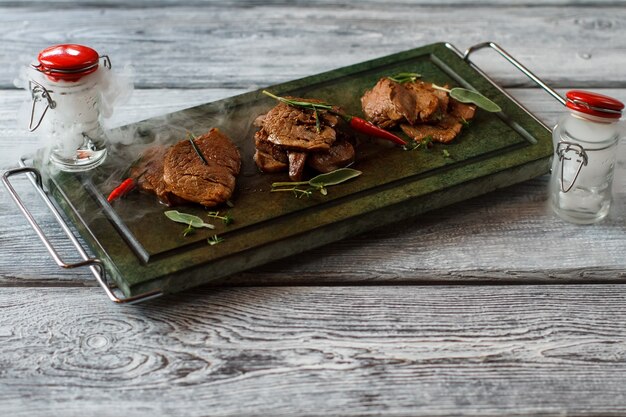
[2,165,162,304]
[463,41,566,106]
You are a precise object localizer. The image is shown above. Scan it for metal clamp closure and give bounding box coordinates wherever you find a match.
[556,141,588,193]
[28,79,56,132]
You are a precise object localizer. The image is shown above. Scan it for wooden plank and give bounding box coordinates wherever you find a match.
[3,0,626,6]
[1,88,625,287]
[0,5,625,89]
[2,285,626,416]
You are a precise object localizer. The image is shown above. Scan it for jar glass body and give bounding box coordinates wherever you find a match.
[29,68,107,171]
[549,110,621,224]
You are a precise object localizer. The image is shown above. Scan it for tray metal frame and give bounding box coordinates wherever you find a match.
[2,42,564,304]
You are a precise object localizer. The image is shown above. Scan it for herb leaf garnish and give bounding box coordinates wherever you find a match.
[207,235,224,246]
[165,210,215,230]
[387,72,422,83]
[207,211,234,225]
[271,168,362,198]
[431,84,501,113]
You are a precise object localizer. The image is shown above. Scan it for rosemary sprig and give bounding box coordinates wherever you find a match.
[262,90,334,111]
[187,133,209,165]
[387,72,422,83]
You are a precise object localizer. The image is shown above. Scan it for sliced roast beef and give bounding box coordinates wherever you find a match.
[287,151,307,181]
[307,140,355,173]
[163,128,241,207]
[261,100,337,152]
[449,99,477,121]
[400,116,463,144]
[361,78,413,129]
[399,99,477,144]
[255,129,288,164]
[130,145,188,206]
[254,149,288,173]
[361,78,442,128]
[254,97,354,179]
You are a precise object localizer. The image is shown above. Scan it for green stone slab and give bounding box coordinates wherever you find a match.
[42,42,552,297]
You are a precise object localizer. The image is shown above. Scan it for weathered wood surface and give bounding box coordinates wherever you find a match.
[1,2,626,89]
[1,1,626,416]
[3,285,626,417]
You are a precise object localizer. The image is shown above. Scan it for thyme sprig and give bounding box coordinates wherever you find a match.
[207,211,234,226]
[207,235,224,246]
[271,168,362,198]
[403,135,433,151]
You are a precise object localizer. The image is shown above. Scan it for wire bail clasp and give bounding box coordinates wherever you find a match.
[28,79,56,132]
[557,141,588,193]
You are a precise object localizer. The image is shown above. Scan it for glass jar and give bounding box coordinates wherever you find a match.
[27,44,111,172]
[550,90,624,224]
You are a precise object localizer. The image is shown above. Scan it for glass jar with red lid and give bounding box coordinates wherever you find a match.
[550,90,624,224]
[27,44,112,171]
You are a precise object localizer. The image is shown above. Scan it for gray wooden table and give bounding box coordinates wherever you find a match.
[1,1,626,416]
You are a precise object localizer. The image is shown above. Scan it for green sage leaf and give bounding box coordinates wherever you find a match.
[165,210,215,229]
[449,88,502,113]
[308,168,362,188]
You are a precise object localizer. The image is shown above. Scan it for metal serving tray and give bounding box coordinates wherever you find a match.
[3,42,562,304]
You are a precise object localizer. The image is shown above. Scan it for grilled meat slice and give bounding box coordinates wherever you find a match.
[361,78,442,128]
[163,128,241,207]
[308,140,355,173]
[400,116,463,144]
[449,99,477,121]
[254,149,288,173]
[260,100,337,152]
[399,99,477,144]
[130,145,188,206]
[287,151,307,181]
[255,129,288,164]
[361,78,414,128]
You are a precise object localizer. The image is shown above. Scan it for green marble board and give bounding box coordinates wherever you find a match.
[44,42,552,297]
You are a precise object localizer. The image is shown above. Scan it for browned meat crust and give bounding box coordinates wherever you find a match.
[361,76,478,144]
[287,151,307,181]
[261,100,337,152]
[361,78,445,128]
[307,140,355,173]
[400,100,477,144]
[130,146,188,206]
[162,128,241,207]
[254,98,354,178]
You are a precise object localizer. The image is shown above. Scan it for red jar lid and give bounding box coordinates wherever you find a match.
[35,44,100,81]
[566,90,624,119]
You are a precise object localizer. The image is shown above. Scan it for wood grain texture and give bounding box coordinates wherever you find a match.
[0,3,625,89]
[2,285,626,417]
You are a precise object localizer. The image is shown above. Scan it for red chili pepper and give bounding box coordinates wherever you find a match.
[343,115,407,146]
[107,178,135,202]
